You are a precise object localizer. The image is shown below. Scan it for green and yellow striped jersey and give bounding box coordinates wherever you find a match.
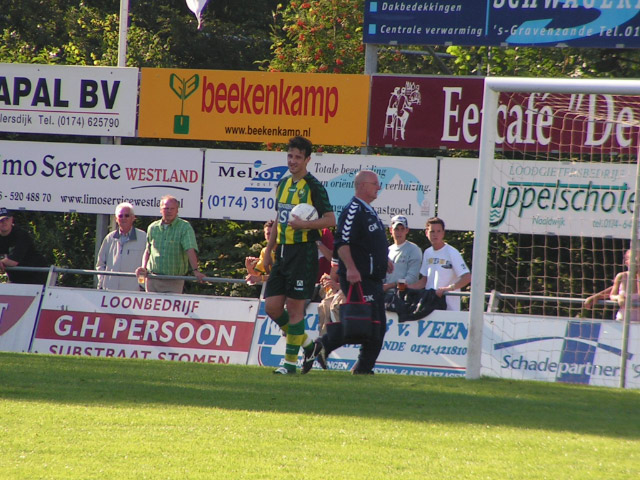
[274,172,332,245]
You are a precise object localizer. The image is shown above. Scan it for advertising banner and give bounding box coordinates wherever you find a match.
[0,63,138,137]
[368,75,484,149]
[482,314,640,389]
[369,76,640,153]
[364,1,640,48]
[138,68,369,146]
[0,140,203,217]
[247,300,467,376]
[438,157,637,239]
[0,283,43,352]
[202,149,437,228]
[31,287,258,364]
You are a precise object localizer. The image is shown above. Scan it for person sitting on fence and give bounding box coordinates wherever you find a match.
[383,214,422,292]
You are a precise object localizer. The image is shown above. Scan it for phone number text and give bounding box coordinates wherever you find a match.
[207,195,275,211]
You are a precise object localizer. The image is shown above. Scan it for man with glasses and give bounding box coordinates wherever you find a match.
[136,195,205,293]
[96,202,147,291]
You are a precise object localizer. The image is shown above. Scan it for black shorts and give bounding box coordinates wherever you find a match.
[265,242,318,300]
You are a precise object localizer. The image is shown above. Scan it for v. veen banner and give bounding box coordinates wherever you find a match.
[138,68,369,146]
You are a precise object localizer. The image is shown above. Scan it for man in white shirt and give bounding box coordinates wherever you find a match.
[383,214,422,292]
[408,217,471,311]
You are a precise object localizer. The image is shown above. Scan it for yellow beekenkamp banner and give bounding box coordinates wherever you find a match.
[138,68,369,146]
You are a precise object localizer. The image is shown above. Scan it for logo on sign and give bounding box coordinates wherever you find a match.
[383,81,421,142]
[495,321,628,384]
[169,73,199,134]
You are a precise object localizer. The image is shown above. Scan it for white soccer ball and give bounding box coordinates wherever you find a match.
[290,203,319,222]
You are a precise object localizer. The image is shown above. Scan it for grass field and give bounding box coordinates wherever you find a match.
[1,352,639,480]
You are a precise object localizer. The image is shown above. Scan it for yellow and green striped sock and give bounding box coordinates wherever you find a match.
[284,321,305,372]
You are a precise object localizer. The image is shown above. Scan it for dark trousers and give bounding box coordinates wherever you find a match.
[320,275,386,374]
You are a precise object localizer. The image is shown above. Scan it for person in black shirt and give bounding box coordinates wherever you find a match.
[0,208,48,285]
[302,170,392,375]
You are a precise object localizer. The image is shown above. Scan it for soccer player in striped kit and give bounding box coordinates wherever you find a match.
[263,136,336,374]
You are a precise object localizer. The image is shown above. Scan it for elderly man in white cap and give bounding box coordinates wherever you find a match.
[383,214,422,292]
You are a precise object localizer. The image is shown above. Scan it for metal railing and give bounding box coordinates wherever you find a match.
[1,265,245,287]
[0,265,620,314]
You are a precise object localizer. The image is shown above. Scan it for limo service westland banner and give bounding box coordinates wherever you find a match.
[138,68,369,146]
[0,140,203,217]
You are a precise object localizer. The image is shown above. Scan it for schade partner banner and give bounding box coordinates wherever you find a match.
[202,149,437,229]
[483,314,640,389]
[31,288,258,364]
[0,140,202,217]
[0,63,138,137]
[138,68,369,146]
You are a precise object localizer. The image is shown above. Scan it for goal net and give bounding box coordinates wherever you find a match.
[467,78,640,388]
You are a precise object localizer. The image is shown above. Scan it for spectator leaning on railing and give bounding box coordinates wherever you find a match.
[96,202,147,291]
[407,217,471,311]
[0,207,48,285]
[383,214,422,293]
[245,220,275,285]
[135,195,205,294]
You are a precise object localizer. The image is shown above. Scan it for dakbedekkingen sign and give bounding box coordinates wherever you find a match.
[364,1,640,48]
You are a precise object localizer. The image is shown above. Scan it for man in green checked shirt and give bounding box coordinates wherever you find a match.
[136,195,205,293]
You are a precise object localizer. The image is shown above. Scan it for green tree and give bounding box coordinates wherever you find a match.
[0,0,280,291]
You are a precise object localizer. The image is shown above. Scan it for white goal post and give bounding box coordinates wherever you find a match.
[467,77,640,384]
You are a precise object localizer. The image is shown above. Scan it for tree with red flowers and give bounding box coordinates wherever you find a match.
[267,0,364,74]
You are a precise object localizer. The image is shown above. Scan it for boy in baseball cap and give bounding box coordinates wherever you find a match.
[384,215,422,292]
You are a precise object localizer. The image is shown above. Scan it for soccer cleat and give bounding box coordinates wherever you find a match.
[301,339,327,374]
[273,366,296,375]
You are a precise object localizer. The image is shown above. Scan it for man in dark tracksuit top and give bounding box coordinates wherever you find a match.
[304,170,391,374]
